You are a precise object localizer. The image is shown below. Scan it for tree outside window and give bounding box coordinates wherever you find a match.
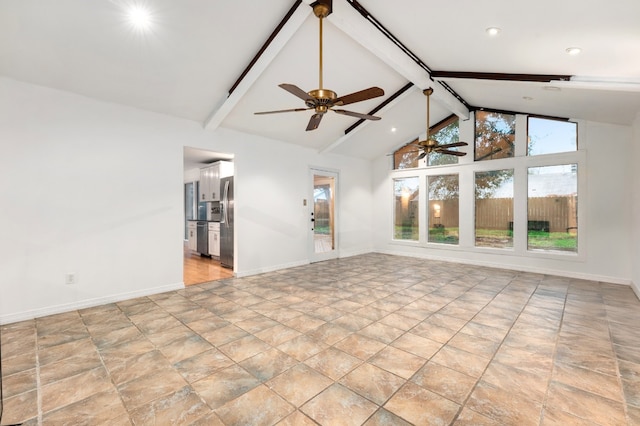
[394,177,419,240]
[475,111,516,161]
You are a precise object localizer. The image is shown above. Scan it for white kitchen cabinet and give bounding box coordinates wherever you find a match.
[208,222,220,258]
[187,221,198,251]
[199,161,233,202]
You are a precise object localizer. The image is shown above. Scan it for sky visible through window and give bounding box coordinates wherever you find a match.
[528,118,577,155]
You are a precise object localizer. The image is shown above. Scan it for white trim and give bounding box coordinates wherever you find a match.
[309,167,340,263]
[338,247,374,259]
[632,281,640,300]
[375,248,632,286]
[203,3,312,130]
[235,259,310,278]
[0,282,184,325]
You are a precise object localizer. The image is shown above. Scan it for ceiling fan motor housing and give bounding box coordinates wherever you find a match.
[307,89,337,113]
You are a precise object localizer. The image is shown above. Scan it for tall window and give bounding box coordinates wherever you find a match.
[394,177,419,240]
[475,169,514,248]
[528,165,578,252]
[428,174,459,244]
[475,111,516,161]
[528,117,577,155]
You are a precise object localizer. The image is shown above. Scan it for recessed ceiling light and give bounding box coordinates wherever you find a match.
[391,127,397,133]
[127,5,152,31]
[565,47,582,55]
[543,86,562,92]
[485,27,501,36]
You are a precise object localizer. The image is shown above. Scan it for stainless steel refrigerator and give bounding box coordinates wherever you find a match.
[220,176,234,269]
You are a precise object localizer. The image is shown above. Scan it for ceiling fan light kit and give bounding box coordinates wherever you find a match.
[254,0,385,131]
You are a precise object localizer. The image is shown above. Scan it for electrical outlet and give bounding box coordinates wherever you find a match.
[65,273,76,285]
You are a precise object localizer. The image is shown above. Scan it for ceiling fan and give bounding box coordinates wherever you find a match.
[254,0,385,131]
[412,88,468,159]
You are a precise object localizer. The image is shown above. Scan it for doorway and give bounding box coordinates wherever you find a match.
[310,168,338,263]
[183,147,234,285]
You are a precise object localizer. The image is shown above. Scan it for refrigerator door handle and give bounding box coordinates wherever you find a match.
[221,180,230,225]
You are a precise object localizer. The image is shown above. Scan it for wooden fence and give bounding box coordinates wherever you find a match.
[397,196,577,233]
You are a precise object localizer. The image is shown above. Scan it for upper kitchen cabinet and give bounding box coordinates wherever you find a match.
[199,161,233,202]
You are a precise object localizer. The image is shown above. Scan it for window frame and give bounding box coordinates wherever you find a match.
[526,115,579,156]
[392,114,463,170]
[474,109,517,162]
[389,111,586,261]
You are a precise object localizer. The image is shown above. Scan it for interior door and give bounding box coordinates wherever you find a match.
[309,168,338,262]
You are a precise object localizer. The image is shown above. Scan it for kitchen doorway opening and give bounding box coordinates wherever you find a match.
[183,146,234,285]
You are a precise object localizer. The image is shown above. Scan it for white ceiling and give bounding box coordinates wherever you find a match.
[2,0,639,162]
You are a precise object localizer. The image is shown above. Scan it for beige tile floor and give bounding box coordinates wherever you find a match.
[2,253,640,425]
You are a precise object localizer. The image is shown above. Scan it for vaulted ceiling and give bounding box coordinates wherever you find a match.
[2,0,639,161]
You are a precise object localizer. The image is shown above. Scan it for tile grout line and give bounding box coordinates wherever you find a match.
[537,281,569,425]
[603,289,631,425]
[34,321,43,426]
[447,274,547,424]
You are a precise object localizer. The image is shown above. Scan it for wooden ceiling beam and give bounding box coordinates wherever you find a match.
[431,71,572,83]
[203,0,313,131]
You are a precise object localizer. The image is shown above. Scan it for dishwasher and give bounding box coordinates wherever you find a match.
[196,221,209,256]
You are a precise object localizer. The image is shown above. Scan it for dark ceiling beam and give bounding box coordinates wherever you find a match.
[344,0,471,111]
[205,0,311,130]
[345,82,414,134]
[228,0,303,95]
[431,71,572,83]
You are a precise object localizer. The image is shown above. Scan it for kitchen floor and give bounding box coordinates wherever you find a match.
[2,253,639,425]
[184,243,233,285]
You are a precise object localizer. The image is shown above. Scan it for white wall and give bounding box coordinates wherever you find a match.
[632,113,640,297]
[0,77,373,323]
[372,115,634,285]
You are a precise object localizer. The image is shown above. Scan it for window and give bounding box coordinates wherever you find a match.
[528,117,577,155]
[391,108,581,257]
[528,165,578,252]
[475,111,516,161]
[392,116,462,169]
[475,169,514,248]
[393,139,419,169]
[394,177,419,240]
[428,174,459,244]
[428,116,462,166]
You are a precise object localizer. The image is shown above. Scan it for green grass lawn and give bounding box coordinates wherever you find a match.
[527,230,577,251]
[396,226,577,252]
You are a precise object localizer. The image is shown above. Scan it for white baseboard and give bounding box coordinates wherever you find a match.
[235,259,310,278]
[339,247,375,259]
[375,249,632,286]
[632,281,640,300]
[0,282,185,325]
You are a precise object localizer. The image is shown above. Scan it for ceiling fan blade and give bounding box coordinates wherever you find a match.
[332,87,384,106]
[433,141,469,149]
[332,109,381,120]
[306,113,323,131]
[418,151,428,160]
[435,149,467,156]
[254,107,311,115]
[279,83,314,103]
